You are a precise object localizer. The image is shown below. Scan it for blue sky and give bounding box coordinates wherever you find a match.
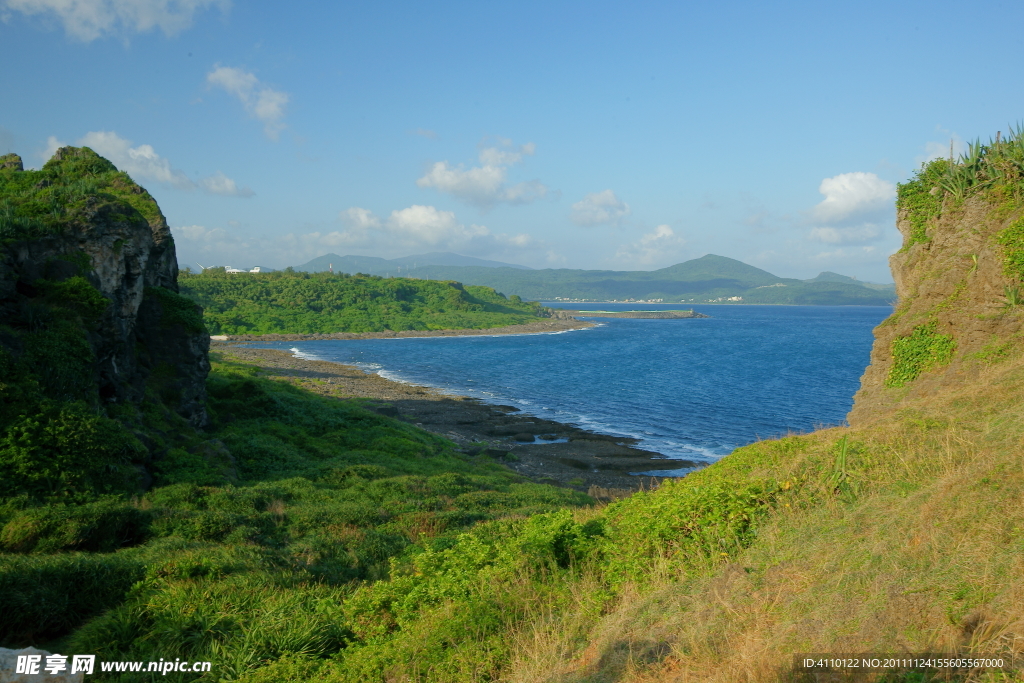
[2,0,1022,282]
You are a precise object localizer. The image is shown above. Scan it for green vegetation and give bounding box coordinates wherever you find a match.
[178,270,545,335]
[0,147,165,242]
[0,354,592,660]
[896,157,948,248]
[997,215,1024,281]
[886,322,956,388]
[902,127,1024,260]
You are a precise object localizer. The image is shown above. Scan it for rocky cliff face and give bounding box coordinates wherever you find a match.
[849,156,1024,425]
[0,147,209,427]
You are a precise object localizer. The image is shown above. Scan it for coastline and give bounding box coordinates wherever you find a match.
[213,343,704,497]
[209,318,593,342]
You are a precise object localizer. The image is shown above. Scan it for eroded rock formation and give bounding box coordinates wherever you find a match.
[0,147,209,427]
[850,188,1024,425]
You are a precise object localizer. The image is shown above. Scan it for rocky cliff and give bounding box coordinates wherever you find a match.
[0,147,209,429]
[849,142,1024,424]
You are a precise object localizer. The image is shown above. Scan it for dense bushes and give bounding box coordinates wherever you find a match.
[0,498,151,553]
[0,402,144,499]
[0,552,146,644]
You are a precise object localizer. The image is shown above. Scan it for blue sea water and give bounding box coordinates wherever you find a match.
[248,304,891,474]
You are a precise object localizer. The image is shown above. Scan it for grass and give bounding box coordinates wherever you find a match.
[495,356,1024,683]
[10,348,1024,681]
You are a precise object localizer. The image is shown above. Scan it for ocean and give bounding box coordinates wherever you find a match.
[249,304,891,474]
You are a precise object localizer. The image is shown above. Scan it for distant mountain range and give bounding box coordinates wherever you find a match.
[293,252,532,274]
[289,252,896,306]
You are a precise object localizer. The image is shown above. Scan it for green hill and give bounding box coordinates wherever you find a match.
[178,269,546,335]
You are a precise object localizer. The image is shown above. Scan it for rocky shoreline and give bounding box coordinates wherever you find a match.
[213,344,706,498]
[209,318,593,342]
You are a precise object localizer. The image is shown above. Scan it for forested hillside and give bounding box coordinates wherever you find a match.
[178,269,546,335]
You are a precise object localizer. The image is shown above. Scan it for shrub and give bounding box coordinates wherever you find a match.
[886,322,956,387]
[0,401,145,498]
[0,499,151,553]
[0,552,145,645]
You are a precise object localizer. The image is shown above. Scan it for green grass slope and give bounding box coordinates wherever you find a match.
[0,354,592,668]
[178,269,546,335]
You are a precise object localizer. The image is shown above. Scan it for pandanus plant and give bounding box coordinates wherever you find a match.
[938,124,1024,202]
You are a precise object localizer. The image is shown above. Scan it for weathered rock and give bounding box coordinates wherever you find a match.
[0,153,23,172]
[850,193,1024,424]
[0,147,209,426]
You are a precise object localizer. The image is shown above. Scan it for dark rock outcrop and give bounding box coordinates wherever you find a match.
[0,148,209,426]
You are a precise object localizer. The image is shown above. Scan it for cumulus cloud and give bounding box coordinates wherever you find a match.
[811,172,894,224]
[199,171,253,197]
[571,189,631,227]
[40,135,65,162]
[614,224,685,266]
[207,65,289,140]
[328,204,534,255]
[416,139,548,209]
[172,206,540,269]
[806,171,894,246]
[40,131,251,196]
[79,130,194,189]
[2,0,229,41]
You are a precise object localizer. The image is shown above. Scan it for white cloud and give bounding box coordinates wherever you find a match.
[411,128,438,140]
[614,224,686,267]
[571,189,631,227]
[199,171,253,197]
[40,135,65,162]
[806,171,895,246]
[340,207,381,231]
[2,0,229,41]
[78,130,194,189]
[207,65,289,140]
[39,131,250,196]
[172,205,539,269]
[811,172,894,225]
[416,139,548,209]
[332,204,534,255]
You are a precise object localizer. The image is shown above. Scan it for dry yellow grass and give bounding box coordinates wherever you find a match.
[498,353,1024,683]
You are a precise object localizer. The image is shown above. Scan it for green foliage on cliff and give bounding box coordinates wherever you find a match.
[144,286,206,334]
[178,269,545,335]
[996,215,1024,281]
[905,127,1024,261]
[885,321,956,388]
[896,158,948,248]
[0,147,165,241]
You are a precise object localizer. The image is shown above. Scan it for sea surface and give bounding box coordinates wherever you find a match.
[248,304,891,475]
